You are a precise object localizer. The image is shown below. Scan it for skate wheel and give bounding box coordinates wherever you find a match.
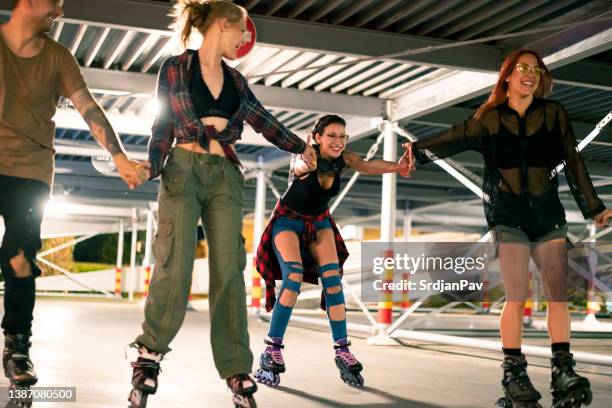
[356,373,364,387]
[580,387,592,405]
[553,387,593,408]
[495,397,513,407]
[271,373,281,386]
[128,388,149,408]
[8,384,33,408]
[233,394,257,408]
[255,369,280,387]
[340,372,364,388]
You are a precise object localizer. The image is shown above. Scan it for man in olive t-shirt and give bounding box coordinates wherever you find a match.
[0,0,149,388]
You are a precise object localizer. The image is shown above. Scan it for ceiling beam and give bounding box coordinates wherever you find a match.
[552,60,612,92]
[73,19,612,93]
[391,23,612,122]
[0,0,501,72]
[81,67,384,117]
[2,2,609,91]
[248,15,500,72]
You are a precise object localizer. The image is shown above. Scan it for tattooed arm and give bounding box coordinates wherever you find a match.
[69,88,148,188]
[70,89,125,156]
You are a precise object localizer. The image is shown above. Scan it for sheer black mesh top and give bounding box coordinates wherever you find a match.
[412,98,606,229]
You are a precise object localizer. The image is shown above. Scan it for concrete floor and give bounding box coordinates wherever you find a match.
[0,299,610,408]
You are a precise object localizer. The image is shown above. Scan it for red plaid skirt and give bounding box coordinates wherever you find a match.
[255,201,349,312]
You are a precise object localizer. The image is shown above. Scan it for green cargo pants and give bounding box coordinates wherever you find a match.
[135,147,253,379]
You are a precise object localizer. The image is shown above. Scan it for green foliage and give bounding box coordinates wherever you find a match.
[74,231,146,265]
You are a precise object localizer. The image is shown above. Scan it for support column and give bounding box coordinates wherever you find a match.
[523,270,533,328]
[251,157,266,316]
[401,201,412,310]
[368,120,398,345]
[585,223,599,324]
[128,208,138,302]
[142,209,154,300]
[402,201,412,241]
[115,218,125,298]
[380,120,397,244]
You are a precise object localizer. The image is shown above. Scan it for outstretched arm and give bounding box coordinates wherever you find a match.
[69,88,146,188]
[242,81,316,166]
[292,134,318,178]
[594,209,612,228]
[408,115,489,165]
[343,150,411,178]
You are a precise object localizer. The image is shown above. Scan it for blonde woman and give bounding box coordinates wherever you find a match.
[127,1,315,407]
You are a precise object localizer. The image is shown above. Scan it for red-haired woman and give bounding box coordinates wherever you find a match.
[128,1,315,407]
[405,50,610,408]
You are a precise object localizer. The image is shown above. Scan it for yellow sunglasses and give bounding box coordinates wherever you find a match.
[515,63,545,77]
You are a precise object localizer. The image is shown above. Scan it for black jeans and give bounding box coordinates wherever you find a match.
[0,175,49,335]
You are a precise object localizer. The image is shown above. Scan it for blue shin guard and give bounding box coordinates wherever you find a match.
[268,260,303,338]
[320,263,347,341]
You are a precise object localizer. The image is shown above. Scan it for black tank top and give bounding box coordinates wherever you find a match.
[190,52,240,119]
[281,172,341,215]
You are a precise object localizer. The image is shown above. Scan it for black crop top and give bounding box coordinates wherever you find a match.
[281,171,341,216]
[190,52,240,119]
[412,98,606,223]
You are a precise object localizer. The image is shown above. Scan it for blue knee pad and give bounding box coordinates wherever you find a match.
[319,263,347,341]
[320,264,344,307]
[268,256,304,339]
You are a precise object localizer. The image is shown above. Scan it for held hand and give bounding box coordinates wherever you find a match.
[134,161,152,185]
[301,137,317,170]
[397,149,412,178]
[114,154,144,189]
[400,142,417,175]
[593,209,612,228]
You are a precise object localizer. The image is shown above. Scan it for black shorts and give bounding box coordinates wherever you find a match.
[0,175,50,277]
[490,188,567,242]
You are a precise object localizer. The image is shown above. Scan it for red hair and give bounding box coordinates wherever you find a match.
[474,49,552,119]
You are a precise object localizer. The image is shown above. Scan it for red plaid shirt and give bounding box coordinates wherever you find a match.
[256,201,349,312]
[147,49,307,178]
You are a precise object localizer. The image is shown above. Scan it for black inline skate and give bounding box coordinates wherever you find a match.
[550,351,592,408]
[254,337,285,387]
[3,334,37,408]
[495,355,542,408]
[227,373,257,408]
[333,338,364,387]
[127,343,163,408]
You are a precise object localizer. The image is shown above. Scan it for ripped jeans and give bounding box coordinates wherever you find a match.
[0,175,49,335]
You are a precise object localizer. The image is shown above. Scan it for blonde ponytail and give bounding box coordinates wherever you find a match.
[170,0,246,50]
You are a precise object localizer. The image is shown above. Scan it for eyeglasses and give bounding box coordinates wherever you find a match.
[515,63,545,77]
[323,133,349,142]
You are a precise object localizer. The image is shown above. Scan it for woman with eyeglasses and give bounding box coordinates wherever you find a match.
[404,49,610,408]
[254,115,411,388]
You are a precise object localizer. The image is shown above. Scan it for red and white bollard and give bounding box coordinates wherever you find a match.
[522,271,533,328]
[251,258,262,315]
